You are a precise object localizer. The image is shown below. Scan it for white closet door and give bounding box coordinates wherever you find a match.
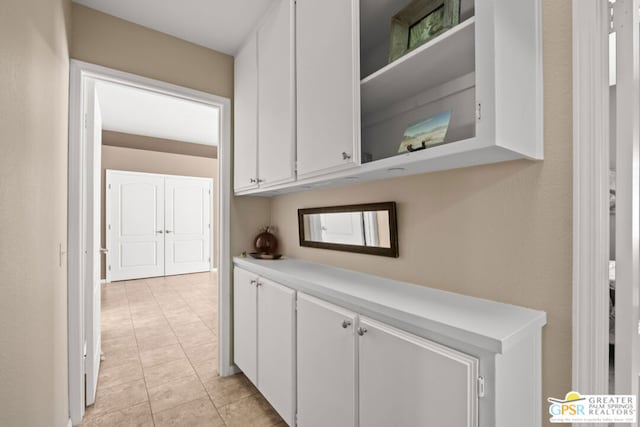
[164,177,212,276]
[107,171,165,281]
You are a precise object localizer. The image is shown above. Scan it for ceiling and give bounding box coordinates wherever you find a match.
[95,81,220,146]
[72,0,274,55]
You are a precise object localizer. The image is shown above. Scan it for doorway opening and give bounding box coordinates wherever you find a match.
[68,60,233,425]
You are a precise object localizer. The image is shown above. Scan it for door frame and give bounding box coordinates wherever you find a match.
[68,60,233,424]
[571,0,610,402]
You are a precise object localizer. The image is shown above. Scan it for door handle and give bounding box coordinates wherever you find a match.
[156,230,164,234]
[341,320,352,329]
[342,152,352,160]
[165,230,172,234]
[357,327,367,336]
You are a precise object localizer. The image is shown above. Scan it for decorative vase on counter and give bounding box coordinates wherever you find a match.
[254,226,278,254]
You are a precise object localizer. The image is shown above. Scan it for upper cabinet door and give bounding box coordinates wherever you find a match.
[296,0,361,180]
[234,35,259,193]
[257,0,296,188]
[358,317,479,427]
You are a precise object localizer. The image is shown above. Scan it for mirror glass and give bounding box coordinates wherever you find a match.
[298,202,398,257]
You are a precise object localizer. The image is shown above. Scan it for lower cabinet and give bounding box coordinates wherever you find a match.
[257,278,296,425]
[233,269,295,425]
[297,293,357,427]
[295,293,479,427]
[358,317,479,427]
[233,268,491,427]
[233,268,258,385]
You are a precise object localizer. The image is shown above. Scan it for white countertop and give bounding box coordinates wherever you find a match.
[234,256,546,354]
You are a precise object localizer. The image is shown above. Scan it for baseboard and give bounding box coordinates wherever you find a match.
[220,363,241,377]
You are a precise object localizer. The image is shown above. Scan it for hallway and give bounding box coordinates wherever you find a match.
[82,272,284,426]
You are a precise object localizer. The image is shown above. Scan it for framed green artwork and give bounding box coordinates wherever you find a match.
[388,0,461,63]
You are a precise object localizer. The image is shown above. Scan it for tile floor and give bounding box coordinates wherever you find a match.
[83,271,285,427]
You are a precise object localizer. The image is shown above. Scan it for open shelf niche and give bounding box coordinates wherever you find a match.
[359,0,477,164]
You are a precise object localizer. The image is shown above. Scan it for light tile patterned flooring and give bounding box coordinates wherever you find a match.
[83,271,285,427]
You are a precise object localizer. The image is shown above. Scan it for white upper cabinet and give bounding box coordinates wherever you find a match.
[295,0,361,179]
[234,0,295,193]
[233,35,259,193]
[257,0,296,188]
[234,0,543,196]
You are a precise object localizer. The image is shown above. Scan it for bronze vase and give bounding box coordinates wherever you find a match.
[254,231,278,254]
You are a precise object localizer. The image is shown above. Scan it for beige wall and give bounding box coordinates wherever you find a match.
[101,145,220,278]
[71,3,270,266]
[0,0,71,425]
[269,1,572,424]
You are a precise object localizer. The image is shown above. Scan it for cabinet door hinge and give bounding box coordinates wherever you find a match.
[108,265,111,271]
[476,103,482,121]
[108,183,111,190]
[609,1,615,33]
[477,376,485,398]
[295,413,299,424]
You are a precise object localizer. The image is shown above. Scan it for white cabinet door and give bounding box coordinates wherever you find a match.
[233,268,258,385]
[257,0,295,188]
[358,317,479,427]
[257,278,296,425]
[296,0,360,179]
[234,35,259,192]
[164,177,212,276]
[107,171,165,281]
[297,293,357,427]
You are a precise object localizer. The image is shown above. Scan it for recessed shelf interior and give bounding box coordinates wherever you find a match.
[359,0,477,165]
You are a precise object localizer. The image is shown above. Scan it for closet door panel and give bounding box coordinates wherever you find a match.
[107,170,165,281]
[164,177,212,276]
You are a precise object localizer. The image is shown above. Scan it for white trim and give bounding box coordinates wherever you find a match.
[613,0,640,397]
[571,0,610,408]
[67,60,233,424]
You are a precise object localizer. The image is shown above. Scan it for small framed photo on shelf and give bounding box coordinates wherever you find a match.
[398,111,452,153]
[388,0,461,63]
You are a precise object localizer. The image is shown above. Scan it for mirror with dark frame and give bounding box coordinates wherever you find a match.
[298,202,399,257]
